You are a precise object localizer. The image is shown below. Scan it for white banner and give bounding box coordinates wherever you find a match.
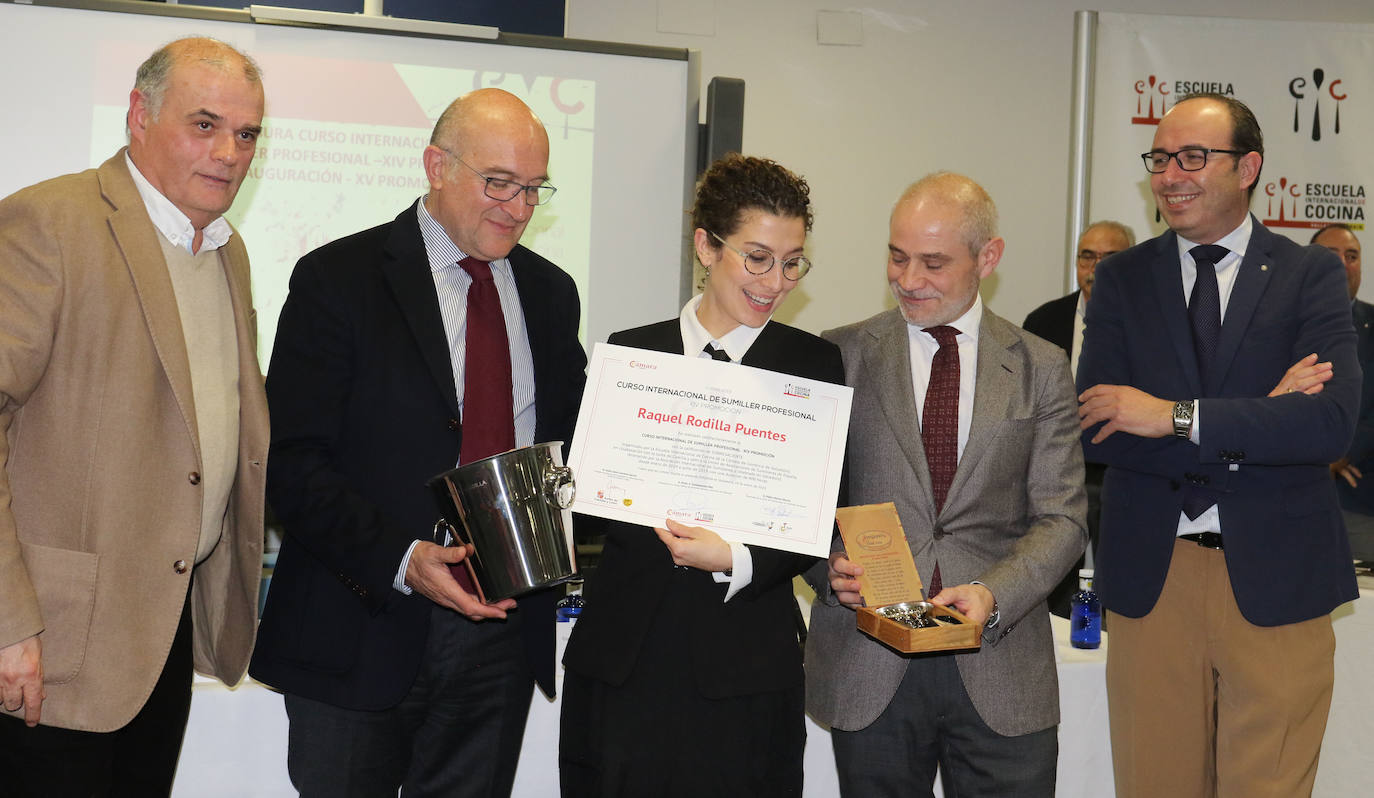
[1089,12,1373,293]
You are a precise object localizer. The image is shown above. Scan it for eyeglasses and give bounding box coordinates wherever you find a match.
[435,146,557,205]
[709,231,813,280]
[1141,147,1247,174]
[1077,249,1122,266]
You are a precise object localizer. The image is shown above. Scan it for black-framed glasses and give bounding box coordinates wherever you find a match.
[1141,147,1247,174]
[436,146,557,205]
[709,231,812,280]
[1076,249,1122,266]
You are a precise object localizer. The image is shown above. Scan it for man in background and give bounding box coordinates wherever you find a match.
[0,38,269,795]
[807,172,1086,797]
[1313,224,1374,562]
[1023,219,1135,615]
[251,88,586,797]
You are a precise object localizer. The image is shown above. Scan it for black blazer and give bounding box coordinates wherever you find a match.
[562,319,844,698]
[1338,298,1374,513]
[251,202,586,708]
[1079,218,1359,626]
[1022,289,1080,359]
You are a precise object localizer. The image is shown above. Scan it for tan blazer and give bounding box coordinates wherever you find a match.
[0,151,269,732]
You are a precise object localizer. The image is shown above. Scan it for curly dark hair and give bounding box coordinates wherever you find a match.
[691,154,813,242]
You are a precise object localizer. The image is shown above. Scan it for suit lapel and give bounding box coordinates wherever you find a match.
[100,153,199,446]
[740,322,787,369]
[1150,231,1203,396]
[1210,218,1275,396]
[865,312,935,510]
[945,311,1016,511]
[381,204,459,416]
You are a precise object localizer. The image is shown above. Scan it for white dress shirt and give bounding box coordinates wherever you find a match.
[1174,214,1254,538]
[906,295,984,463]
[678,293,765,601]
[125,152,233,253]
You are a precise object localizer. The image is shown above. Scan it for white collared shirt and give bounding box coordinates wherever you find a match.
[124,153,233,253]
[677,293,763,601]
[416,197,538,450]
[906,295,984,463]
[1174,215,1254,537]
[678,293,768,362]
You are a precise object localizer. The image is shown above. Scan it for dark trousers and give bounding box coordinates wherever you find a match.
[283,605,534,798]
[0,587,194,798]
[831,655,1058,798]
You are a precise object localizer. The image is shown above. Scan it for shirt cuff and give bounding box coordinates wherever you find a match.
[711,542,754,602]
[1189,399,1201,445]
[394,539,423,595]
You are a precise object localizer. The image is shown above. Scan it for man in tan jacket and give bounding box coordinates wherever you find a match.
[0,37,269,795]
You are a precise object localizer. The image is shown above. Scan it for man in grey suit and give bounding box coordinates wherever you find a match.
[806,172,1087,797]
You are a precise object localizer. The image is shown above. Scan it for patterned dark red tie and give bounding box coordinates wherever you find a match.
[922,325,960,597]
[451,256,515,593]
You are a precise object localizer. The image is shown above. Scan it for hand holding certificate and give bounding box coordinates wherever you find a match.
[567,343,852,558]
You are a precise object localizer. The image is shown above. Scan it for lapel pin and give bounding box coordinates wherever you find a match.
[1260,264,1269,271]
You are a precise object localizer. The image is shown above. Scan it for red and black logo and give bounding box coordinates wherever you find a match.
[1288,69,1347,141]
[1261,175,1365,231]
[1131,76,1235,126]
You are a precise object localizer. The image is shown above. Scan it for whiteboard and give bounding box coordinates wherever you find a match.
[0,0,699,363]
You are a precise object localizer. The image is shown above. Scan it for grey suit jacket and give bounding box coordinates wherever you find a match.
[804,307,1086,736]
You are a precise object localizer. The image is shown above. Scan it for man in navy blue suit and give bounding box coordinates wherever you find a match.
[1077,94,1359,798]
[1313,225,1374,561]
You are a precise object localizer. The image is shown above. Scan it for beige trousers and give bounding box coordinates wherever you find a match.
[1106,538,1335,798]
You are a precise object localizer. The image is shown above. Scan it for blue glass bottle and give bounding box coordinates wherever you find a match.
[1070,569,1101,649]
[555,592,585,623]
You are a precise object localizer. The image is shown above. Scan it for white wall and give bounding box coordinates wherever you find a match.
[566,0,1374,336]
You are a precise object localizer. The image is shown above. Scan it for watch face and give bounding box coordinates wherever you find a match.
[1173,401,1193,436]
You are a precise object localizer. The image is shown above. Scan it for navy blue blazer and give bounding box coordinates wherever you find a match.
[562,319,843,698]
[1078,217,1359,627]
[251,202,586,708]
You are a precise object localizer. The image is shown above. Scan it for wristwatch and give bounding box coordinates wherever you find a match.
[970,580,1000,629]
[1172,400,1195,439]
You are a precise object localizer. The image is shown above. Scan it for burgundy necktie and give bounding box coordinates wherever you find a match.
[458,256,515,464]
[450,256,515,593]
[922,325,960,597]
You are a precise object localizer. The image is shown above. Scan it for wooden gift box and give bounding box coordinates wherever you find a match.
[856,602,981,654]
[837,502,982,654]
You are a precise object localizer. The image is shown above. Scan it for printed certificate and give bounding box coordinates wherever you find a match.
[567,343,852,557]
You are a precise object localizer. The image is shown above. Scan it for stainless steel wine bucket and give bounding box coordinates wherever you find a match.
[427,441,578,601]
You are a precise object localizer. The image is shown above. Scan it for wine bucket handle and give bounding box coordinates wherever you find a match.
[543,465,576,509]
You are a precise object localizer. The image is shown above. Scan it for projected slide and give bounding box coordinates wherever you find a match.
[88,46,595,367]
[2,2,692,368]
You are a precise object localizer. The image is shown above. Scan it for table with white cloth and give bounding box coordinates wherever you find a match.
[171,582,1372,797]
